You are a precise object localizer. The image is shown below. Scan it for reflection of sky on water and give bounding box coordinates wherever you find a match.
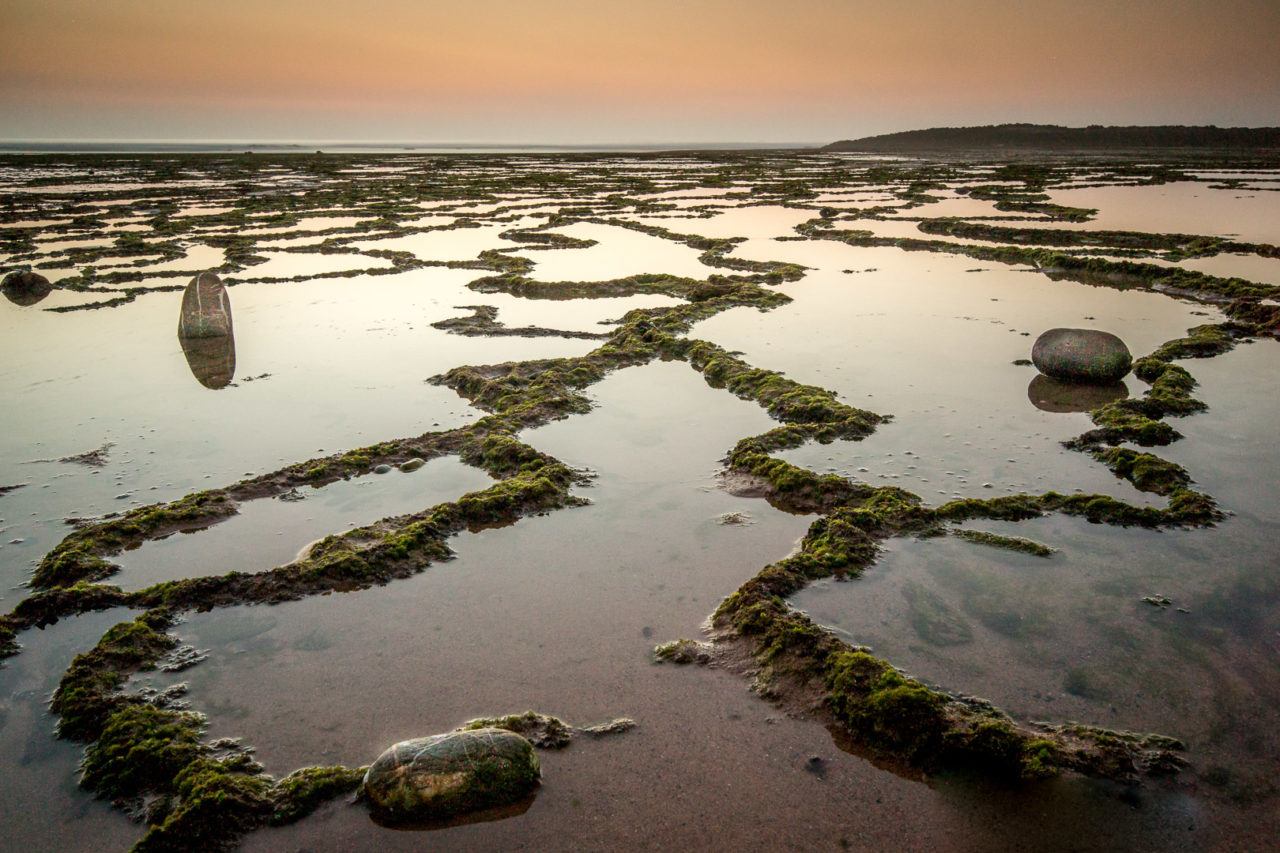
[1046,182,1280,243]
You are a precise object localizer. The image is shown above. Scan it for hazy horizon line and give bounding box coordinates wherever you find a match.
[0,138,822,149]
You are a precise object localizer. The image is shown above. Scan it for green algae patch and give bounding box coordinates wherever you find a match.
[827,651,963,766]
[432,304,608,340]
[1093,448,1192,495]
[680,340,884,440]
[458,711,572,749]
[654,638,714,664]
[55,616,363,849]
[705,453,1209,785]
[915,219,1238,258]
[134,756,275,852]
[52,612,177,741]
[1151,324,1237,361]
[1075,401,1181,448]
[269,765,367,826]
[30,547,120,589]
[34,491,237,589]
[81,705,207,801]
[720,603,1186,783]
[934,494,1046,523]
[131,754,366,850]
[459,433,560,478]
[953,529,1054,557]
[801,219,1280,305]
[0,582,128,658]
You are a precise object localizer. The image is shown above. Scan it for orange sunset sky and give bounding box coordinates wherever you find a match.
[2,0,1278,144]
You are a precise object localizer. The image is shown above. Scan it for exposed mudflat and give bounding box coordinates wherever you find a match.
[1,150,1278,851]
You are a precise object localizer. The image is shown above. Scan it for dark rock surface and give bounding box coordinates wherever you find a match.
[1032,328,1132,383]
[178,271,233,338]
[362,729,540,822]
[1,270,53,306]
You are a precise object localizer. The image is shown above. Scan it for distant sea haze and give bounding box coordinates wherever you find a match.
[0,141,819,154]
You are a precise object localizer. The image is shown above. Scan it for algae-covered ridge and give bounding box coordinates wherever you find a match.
[2,151,1277,850]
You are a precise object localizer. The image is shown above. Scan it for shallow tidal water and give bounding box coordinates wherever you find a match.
[1,152,1278,851]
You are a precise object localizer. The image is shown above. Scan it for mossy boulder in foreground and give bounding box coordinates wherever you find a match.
[362,729,540,821]
[1032,328,1133,383]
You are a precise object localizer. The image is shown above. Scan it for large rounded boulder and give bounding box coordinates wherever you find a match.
[362,729,539,822]
[1031,328,1132,383]
[2,270,53,306]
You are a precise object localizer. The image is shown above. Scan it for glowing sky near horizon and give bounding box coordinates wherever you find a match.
[2,0,1278,143]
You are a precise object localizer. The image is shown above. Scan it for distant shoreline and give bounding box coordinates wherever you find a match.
[822,124,1280,153]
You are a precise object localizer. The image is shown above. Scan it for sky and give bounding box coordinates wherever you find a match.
[2,0,1278,144]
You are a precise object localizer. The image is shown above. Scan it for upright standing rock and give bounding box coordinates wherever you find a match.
[178,272,235,387]
[1031,328,1132,383]
[178,272,233,338]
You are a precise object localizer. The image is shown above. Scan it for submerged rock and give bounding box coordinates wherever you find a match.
[1031,328,1132,383]
[178,272,233,338]
[362,729,539,822]
[1,270,53,306]
[902,581,973,647]
[1027,374,1128,413]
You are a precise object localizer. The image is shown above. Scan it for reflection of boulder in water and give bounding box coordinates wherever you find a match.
[2,270,53,306]
[1028,374,1128,413]
[177,272,235,388]
[1031,328,1132,383]
[178,271,233,337]
[180,332,236,389]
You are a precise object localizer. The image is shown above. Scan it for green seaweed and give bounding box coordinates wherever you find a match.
[653,638,713,664]
[1093,448,1191,495]
[458,711,572,749]
[268,765,367,826]
[52,613,177,741]
[952,529,1054,557]
[81,705,207,801]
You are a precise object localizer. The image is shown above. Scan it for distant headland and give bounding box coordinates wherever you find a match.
[821,124,1280,153]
